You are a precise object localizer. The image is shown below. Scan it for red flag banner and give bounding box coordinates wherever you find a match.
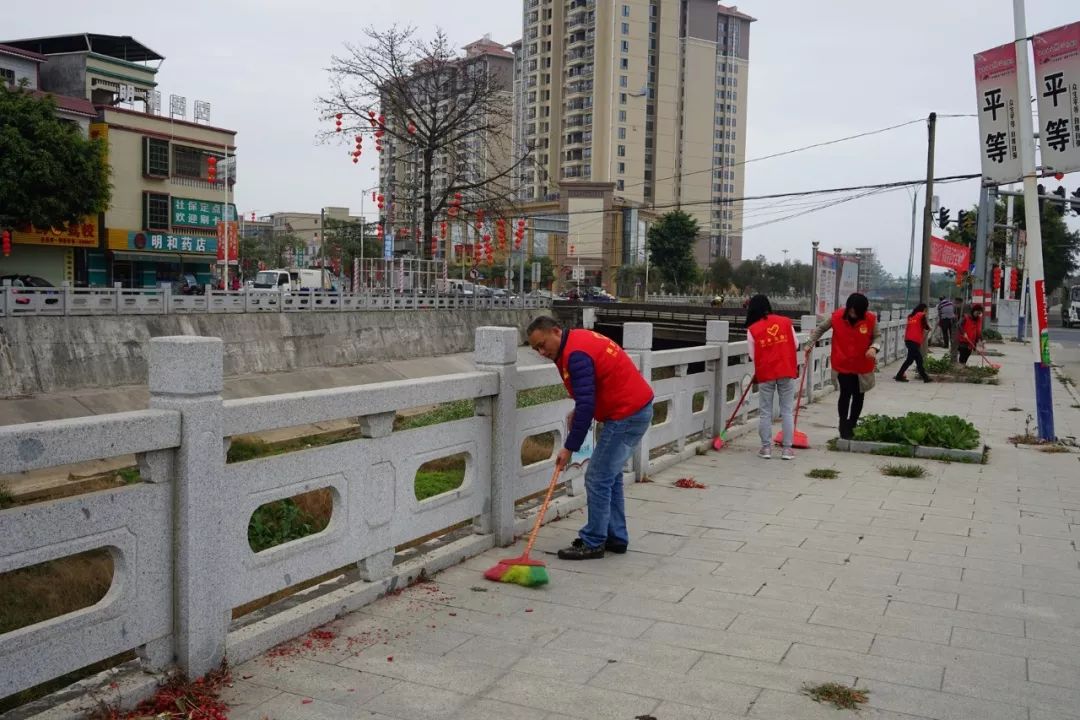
[930,236,970,272]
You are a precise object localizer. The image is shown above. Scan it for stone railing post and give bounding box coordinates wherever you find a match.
[148,336,228,679]
[800,315,818,403]
[474,326,520,546]
[706,320,729,441]
[624,322,653,482]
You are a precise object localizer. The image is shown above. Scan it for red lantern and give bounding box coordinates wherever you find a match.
[352,157,359,164]
[993,265,1002,290]
[206,156,217,183]
[378,114,385,124]
[250,212,256,221]
[1,229,10,257]
[514,237,522,250]
[454,192,463,201]
[1054,172,1065,181]
[569,244,575,255]
[1010,268,1019,295]
[335,113,343,120]
[368,110,376,118]
[376,224,383,236]
[407,122,417,135]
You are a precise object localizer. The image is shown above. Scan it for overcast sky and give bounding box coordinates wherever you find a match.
[7,1,1078,273]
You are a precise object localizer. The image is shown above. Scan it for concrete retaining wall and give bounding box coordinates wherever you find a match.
[0,309,546,397]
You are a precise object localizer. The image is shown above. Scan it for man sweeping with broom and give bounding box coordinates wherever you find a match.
[527,316,654,560]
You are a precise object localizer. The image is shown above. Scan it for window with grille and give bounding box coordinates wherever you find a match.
[143,137,170,177]
[143,192,170,230]
[172,145,206,179]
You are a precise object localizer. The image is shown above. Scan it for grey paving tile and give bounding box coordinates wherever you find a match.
[727,613,874,653]
[449,698,548,720]
[236,656,400,706]
[831,579,958,610]
[809,606,952,644]
[756,583,890,614]
[783,643,943,689]
[484,670,659,720]
[596,592,738,630]
[943,664,1080,716]
[241,692,401,720]
[590,660,760,712]
[870,635,1027,680]
[509,648,611,684]
[748,689,922,720]
[950,627,1080,667]
[544,628,703,672]
[885,599,1025,636]
[862,678,1028,720]
[1028,658,1080,689]
[641,620,792,662]
[680,586,816,621]
[691,651,854,693]
[362,680,475,720]
[649,701,752,720]
[340,648,503,694]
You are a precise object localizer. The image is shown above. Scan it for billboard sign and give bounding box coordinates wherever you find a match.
[1033,21,1080,175]
[974,43,1023,185]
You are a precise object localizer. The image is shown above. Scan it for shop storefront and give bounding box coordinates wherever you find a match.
[105,229,218,288]
[0,220,99,286]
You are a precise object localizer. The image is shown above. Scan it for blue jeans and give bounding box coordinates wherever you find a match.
[758,377,796,449]
[579,402,653,548]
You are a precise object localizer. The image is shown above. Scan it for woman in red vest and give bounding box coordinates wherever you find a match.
[894,303,932,383]
[806,293,881,440]
[746,295,799,460]
[957,304,984,365]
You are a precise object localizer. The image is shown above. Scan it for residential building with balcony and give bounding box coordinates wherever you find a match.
[512,0,754,273]
[1,33,240,289]
[378,36,514,258]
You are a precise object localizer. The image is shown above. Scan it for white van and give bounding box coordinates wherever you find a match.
[253,268,333,292]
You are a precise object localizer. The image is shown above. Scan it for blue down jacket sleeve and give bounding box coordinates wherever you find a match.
[564,350,596,452]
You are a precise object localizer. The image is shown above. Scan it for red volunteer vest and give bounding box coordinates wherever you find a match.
[904,312,926,344]
[555,329,654,422]
[959,316,982,345]
[830,308,877,375]
[748,315,798,382]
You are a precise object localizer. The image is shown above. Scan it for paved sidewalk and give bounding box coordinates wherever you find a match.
[224,343,1080,720]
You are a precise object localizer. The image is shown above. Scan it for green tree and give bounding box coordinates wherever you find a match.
[0,83,110,228]
[707,256,733,292]
[241,232,305,275]
[323,217,381,273]
[647,210,700,292]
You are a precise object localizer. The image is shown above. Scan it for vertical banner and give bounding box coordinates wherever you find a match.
[974,43,1023,185]
[352,257,359,293]
[814,252,837,315]
[837,257,860,303]
[1035,279,1050,365]
[1032,21,1080,175]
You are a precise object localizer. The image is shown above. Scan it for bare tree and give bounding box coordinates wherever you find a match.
[319,26,532,259]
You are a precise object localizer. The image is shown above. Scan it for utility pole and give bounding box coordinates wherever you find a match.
[904,184,920,309]
[972,185,990,308]
[1012,0,1054,440]
[919,112,937,305]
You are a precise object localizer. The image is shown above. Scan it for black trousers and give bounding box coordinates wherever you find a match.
[958,344,973,364]
[938,318,953,347]
[837,373,864,436]
[896,340,928,379]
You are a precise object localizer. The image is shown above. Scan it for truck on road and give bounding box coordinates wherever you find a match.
[252,268,334,292]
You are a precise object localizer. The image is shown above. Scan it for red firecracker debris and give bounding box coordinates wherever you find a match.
[95,662,233,720]
[673,477,707,489]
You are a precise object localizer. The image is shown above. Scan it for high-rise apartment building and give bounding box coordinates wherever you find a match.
[513,0,753,265]
[378,36,514,257]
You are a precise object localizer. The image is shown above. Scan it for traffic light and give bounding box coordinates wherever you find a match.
[1072,187,1080,216]
[1052,185,1067,216]
[1037,183,1046,214]
[937,207,949,230]
[956,210,968,227]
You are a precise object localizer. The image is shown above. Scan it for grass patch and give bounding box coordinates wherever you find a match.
[855,413,980,450]
[652,400,669,425]
[1040,445,1071,454]
[248,489,333,553]
[983,328,1003,342]
[415,452,469,500]
[692,391,707,413]
[806,468,840,479]
[802,682,869,710]
[517,384,567,408]
[116,466,141,484]
[881,463,927,478]
[652,366,676,381]
[0,549,114,636]
[826,438,839,451]
[0,482,12,509]
[395,400,474,431]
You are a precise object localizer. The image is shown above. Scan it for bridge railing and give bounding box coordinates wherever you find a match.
[0,284,551,317]
[0,319,909,707]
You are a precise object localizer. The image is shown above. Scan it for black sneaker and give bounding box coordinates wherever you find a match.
[558,538,605,560]
[894,375,909,382]
[921,376,933,383]
[605,539,628,554]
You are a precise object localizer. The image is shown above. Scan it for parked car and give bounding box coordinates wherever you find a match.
[0,274,58,306]
[172,273,204,296]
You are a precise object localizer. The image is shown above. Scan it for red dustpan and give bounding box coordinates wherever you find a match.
[713,378,753,450]
[775,351,811,449]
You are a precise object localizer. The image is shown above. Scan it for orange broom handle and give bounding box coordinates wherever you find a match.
[793,349,811,427]
[522,464,564,560]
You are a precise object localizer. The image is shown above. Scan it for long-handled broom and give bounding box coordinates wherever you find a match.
[774,350,811,449]
[483,465,563,587]
[712,377,754,450]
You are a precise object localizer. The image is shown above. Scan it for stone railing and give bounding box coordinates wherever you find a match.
[0,317,908,709]
[0,284,550,317]
[646,294,811,311]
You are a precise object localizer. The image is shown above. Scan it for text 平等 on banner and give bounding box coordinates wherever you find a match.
[930,237,970,273]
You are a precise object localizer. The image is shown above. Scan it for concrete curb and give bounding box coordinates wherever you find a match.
[833,438,985,463]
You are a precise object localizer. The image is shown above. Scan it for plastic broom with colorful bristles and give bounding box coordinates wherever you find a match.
[483,465,563,587]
